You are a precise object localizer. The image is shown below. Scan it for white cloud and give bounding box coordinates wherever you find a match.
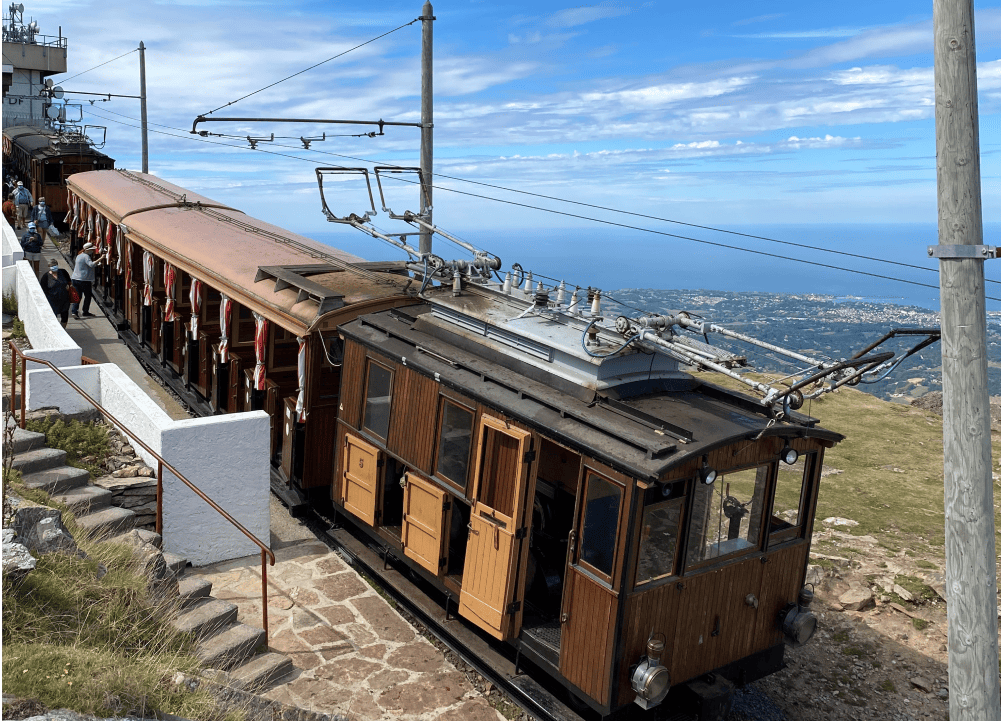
[546,3,630,29]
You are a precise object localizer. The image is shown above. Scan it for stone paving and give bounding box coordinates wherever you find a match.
[187,502,505,721]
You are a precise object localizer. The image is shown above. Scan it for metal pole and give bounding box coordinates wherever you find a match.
[419,1,434,256]
[933,1,1000,719]
[139,41,148,174]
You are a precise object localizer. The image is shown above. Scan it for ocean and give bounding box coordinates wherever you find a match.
[307,222,1001,315]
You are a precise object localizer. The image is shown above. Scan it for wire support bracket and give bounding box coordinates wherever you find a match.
[927,244,998,259]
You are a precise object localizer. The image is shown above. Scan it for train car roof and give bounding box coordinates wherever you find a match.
[4,125,110,159]
[68,170,414,334]
[340,307,844,483]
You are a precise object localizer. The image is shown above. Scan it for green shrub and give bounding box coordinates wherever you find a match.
[10,317,26,339]
[2,289,17,316]
[25,417,109,477]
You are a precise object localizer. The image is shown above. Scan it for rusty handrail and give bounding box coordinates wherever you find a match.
[6,340,274,640]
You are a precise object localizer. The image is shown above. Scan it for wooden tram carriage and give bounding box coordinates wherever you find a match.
[68,169,840,719]
[3,125,114,226]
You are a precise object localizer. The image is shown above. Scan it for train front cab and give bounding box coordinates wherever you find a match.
[331,332,834,719]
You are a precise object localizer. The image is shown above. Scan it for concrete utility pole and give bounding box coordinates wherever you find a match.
[932,1,1000,719]
[419,1,434,256]
[139,41,148,173]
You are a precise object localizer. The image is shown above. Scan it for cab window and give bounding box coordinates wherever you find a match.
[635,482,685,585]
[686,464,770,567]
[577,472,623,582]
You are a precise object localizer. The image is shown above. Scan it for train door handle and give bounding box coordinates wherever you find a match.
[711,615,721,637]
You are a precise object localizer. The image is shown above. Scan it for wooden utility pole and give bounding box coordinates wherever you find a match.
[419,1,434,255]
[139,41,149,173]
[933,0,1000,718]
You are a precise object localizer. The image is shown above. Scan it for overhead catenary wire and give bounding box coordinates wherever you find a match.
[80,104,1001,302]
[59,47,139,84]
[200,18,420,117]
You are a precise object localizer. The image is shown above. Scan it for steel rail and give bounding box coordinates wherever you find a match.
[7,340,275,639]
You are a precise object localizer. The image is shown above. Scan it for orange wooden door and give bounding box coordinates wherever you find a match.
[340,433,381,527]
[402,472,449,576]
[458,415,532,640]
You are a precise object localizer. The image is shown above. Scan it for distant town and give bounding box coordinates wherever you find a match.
[607,289,1001,401]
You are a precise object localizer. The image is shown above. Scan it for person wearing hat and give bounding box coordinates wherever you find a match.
[9,180,33,230]
[39,259,72,328]
[20,222,44,274]
[31,197,54,243]
[70,242,104,319]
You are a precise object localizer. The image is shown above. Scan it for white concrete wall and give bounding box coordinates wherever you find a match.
[161,412,271,565]
[2,219,23,262]
[26,365,101,416]
[26,361,272,566]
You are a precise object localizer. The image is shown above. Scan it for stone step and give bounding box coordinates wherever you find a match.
[177,576,213,608]
[10,427,45,454]
[50,485,112,514]
[172,598,238,638]
[10,447,67,475]
[196,622,266,670]
[230,652,295,692]
[162,552,188,579]
[105,528,163,550]
[20,465,91,495]
[74,505,136,538]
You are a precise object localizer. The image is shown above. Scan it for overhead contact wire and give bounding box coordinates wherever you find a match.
[60,47,139,84]
[201,18,420,116]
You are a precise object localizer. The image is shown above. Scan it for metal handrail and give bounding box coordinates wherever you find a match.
[6,340,275,639]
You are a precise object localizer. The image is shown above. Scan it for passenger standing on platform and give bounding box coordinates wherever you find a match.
[39,260,72,328]
[9,181,33,229]
[2,197,15,227]
[31,197,54,243]
[70,242,103,320]
[20,222,44,274]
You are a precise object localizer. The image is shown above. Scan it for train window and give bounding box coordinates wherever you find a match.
[769,452,812,539]
[578,473,622,581]
[685,464,770,567]
[435,398,474,491]
[363,361,393,440]
[43,163,60,184]
[635,482,685,585]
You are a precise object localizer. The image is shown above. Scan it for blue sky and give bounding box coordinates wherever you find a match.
[19,0,1001,244]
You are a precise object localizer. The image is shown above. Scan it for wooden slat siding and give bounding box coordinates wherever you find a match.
[387,366,438,473]
[341,432,381,526]
[264,380,281,457]
[754,542,808,648]
[339,341,368,428]
[615,575,684,707]
[559,569,618,706]
[151,298,161,354]
[402,473,448,575]
[301,405,338,489]
[281,396,295,480]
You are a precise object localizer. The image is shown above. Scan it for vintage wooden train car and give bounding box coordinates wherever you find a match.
[67,168,845,719]
[3,125,114,227]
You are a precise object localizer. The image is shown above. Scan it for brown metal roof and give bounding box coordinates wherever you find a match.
[68,169,412,334]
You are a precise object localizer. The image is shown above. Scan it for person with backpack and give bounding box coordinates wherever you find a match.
[39,259,72,328]
[9,181,33,229]
[20,222,44,274]
[31,197,54,242]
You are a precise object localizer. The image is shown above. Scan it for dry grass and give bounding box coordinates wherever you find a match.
[2,481,228,720]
